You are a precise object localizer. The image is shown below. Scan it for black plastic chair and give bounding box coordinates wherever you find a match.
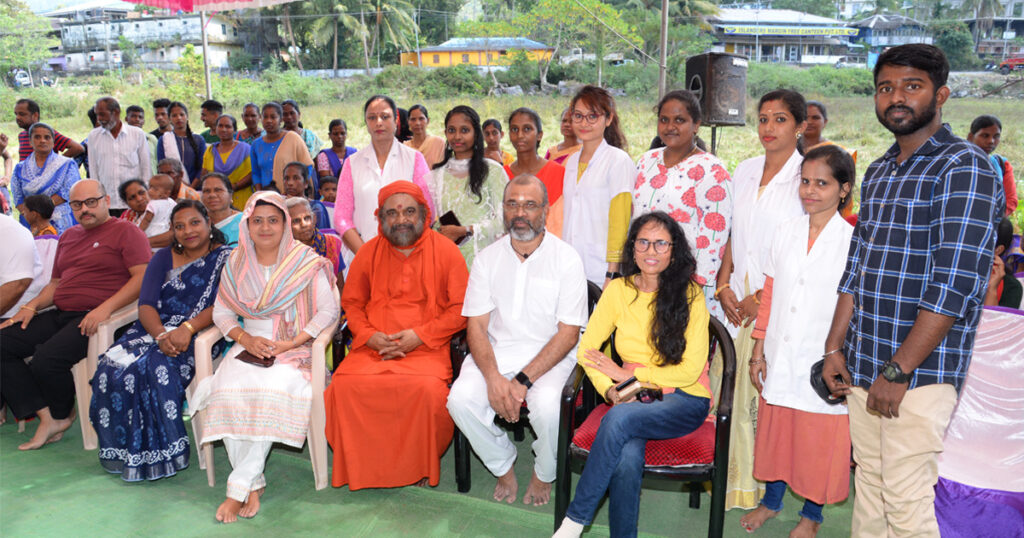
[452,281,604,493]
[552,316,737,537]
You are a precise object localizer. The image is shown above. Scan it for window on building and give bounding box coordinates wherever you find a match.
[433,54,440,63]
[221,24,226,34]
[158,22,163,27]
[462,53,470,63]
[233,28,237,36]
[1015,2,1023,17]
[135,23,139,29]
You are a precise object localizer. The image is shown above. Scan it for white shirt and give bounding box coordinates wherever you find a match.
[87,122,152,209]
[0,214,44,318]
[562,139,637,283]
[144,198,176,238]
[729,149,804,299]
[761,212,853,415]
[347,139,429,243]
[462,233,589,372]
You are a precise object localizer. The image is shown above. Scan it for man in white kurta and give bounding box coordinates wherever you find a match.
[447,174,588,506]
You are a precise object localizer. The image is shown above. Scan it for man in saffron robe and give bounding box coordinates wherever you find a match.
[325,180,468,489]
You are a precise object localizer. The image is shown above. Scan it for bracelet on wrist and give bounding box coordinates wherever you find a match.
[822,348,842,358]
[749,357,765,365]
[19,305,36,313]
[182,321,196,334]
[714,283,730,299]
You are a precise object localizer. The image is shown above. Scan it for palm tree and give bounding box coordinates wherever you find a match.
[311,0,372,74]
[960,0,1003,46]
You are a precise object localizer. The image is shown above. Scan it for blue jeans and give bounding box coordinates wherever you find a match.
[566,390,710,538]
[761,480,824,523]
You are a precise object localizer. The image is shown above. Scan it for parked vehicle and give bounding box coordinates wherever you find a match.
[13,70,31,88]
[999,56,1024,75]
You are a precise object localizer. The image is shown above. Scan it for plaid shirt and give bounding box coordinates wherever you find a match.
[839,124,1004,392]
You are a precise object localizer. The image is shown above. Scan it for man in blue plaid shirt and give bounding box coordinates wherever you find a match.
[822,44,1003,537]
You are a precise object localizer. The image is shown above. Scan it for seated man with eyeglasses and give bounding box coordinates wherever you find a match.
[0,179,150,450]
[447,174,588,506]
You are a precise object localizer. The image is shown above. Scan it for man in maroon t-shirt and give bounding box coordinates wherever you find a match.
[0,179,150,450]
[14,98,84,162]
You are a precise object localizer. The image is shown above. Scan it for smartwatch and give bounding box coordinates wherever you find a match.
[514,371,533,389]
[881,360,911,384]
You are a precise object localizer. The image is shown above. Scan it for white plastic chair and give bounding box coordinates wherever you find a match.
[73,301,139,450]
[190,288,339,491]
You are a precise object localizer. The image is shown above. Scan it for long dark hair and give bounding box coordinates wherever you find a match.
[434,105,488,203]
[619,212,698,366]
[169,101,202,174]
[170,199,227,254]
[570,85,628,151]
[508,107,543,150]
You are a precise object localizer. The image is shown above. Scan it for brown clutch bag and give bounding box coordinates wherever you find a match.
[235,349,276,368]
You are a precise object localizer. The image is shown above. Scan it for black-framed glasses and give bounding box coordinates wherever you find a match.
[571,111,605,124]
[634,239,673,253]
[69,196,103,210]
[503,200,542,213]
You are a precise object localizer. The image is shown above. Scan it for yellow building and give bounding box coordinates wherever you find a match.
[400,37,554,67]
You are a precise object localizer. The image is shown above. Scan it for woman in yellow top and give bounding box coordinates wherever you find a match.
[554,211,711,538]
[201,114,253,210]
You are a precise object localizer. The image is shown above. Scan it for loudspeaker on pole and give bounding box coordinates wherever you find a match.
[685,53,749,127]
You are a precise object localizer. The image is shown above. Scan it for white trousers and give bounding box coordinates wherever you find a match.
[224,438,272,502]
[446,356,575,482]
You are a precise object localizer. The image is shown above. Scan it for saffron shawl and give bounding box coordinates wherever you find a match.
[217,191,336,343]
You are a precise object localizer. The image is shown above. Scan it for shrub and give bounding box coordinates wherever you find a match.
[746,62,873,98]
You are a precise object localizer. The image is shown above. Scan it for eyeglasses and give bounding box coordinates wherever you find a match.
[503,200,543,213]
[634,239,673,253]
[571,111,605,124]
[69,196,103,210]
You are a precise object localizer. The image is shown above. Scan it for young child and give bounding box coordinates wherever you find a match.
[282,161,330,229]
[139,174,177,237]
[319,176,338,230]
[482,118,514,166]
[985,217,1023,308]
[741,144,855,537]
[23,194,58,237]
[968,115,1017,216]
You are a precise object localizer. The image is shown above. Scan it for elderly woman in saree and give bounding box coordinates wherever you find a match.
[286,196,345,295]
[190,191,339,524]
[11,122,81,233]
[89,200,232,481]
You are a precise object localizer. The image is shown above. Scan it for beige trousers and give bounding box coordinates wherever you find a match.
[847,384,957,538]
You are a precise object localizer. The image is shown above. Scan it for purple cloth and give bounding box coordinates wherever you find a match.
[935,477,1024,537]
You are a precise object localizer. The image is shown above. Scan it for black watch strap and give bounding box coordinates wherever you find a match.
[881,360,911,383]
[514,371,533,389]
[606,271,622,280]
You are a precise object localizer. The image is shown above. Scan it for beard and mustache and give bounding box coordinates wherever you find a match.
[876,95,938,136]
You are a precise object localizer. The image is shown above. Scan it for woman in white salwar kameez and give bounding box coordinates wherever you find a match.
[190,191,338,523]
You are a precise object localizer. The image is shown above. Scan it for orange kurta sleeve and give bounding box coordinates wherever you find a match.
[340,237,379,351]
[412,240,469,349]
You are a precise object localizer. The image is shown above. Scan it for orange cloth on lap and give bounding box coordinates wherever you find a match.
[325,181,469,490]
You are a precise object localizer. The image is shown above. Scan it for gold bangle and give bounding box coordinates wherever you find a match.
[20,305,36,313]
[714,283,730,299]
[182,321,196,334]
[752,290,762,305]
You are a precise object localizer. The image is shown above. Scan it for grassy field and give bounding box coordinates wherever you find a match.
[4,93,1022,225]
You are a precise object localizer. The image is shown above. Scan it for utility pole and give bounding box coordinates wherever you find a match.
[658,0,668,98]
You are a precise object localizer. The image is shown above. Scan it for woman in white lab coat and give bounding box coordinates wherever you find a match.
[741,144,855,536]
[715,89,808,510]
[561,85,637,288]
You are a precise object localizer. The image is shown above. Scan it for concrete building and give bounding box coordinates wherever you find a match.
[708,8,859,64]
[400,37,554,67]
[43,2,244,72]
[849,14,933,49]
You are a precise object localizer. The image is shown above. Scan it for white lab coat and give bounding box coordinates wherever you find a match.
[730,150,804,303]
[562,139,637,284]
[761,212,853,415]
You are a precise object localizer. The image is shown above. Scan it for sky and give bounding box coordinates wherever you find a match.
[30,0,137,15]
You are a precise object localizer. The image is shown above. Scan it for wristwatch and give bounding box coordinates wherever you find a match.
[605,271,622,280]
[514,371,533,389]
[880,360,911,383]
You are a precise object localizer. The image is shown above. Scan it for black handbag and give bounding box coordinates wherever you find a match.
[810,359,845,405]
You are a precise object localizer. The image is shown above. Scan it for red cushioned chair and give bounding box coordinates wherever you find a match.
[453,281,604,493]
[553,316,736,538]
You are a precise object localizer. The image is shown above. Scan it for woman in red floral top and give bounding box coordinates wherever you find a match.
[633,90,733,323]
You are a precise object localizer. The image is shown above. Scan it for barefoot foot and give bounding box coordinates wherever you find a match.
[523,472,552,506]
[18,411,73,451]
[789,517,821,538]
[239,488,264,519]
[216,498,244,523]
[494,468,518,504]
[740,505,779,533]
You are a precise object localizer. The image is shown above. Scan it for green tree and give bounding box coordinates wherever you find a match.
[117,35,141,67]
[515,0,641,86]
[959,0,1003,45]
[176,43,206,89]
[0,0,59,83]
[931,20,981,70]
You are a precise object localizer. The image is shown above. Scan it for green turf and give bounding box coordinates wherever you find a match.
[0,416,853,537]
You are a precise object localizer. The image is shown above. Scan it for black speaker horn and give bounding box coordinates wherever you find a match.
[685,53,748,127]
